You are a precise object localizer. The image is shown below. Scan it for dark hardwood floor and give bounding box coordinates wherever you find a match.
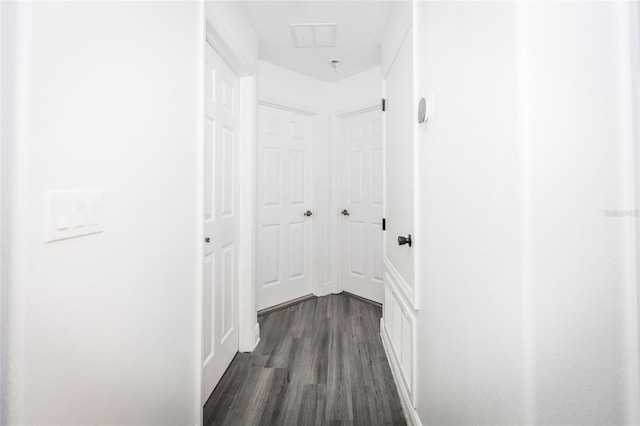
[203,293,407,425]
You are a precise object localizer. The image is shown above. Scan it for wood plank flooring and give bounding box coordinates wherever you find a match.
[203,293,406,425]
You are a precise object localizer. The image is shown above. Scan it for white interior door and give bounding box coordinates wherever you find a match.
[339,108,384,303]
[384,30,415,293]
[257,104,313,311]
[202,42,239,401]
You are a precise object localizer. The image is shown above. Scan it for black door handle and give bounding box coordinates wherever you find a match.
[205,237,211,243]
[304,210,313,217]
[398,234,412,247]
[341,209,350,216]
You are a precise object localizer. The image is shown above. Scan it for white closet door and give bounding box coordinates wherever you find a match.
[257,104,313,310]
[339,108,384,303]
[384,30,415,294]
[202,42,239,401]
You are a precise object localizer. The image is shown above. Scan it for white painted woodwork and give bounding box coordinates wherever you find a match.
[384,29,415,305]
[202,42,240,401]
[383,273,415,403]
[339,108,384,303]
[257,104,313,310]
[380,24,419,422]
[381,266,420,425]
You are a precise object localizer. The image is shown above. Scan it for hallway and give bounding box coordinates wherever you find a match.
[203,294,406,425]
[3,1,640,424]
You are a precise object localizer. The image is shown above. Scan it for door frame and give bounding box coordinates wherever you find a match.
[332,101,383,295]
[256,97,325,302]
[196,15,258,421]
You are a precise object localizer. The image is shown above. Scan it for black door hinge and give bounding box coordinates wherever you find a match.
[382,218,386,231]
[382,98,386,112]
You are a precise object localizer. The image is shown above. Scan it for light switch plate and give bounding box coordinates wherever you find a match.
[46,190,103,243]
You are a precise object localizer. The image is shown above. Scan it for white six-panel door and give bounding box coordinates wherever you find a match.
[339,108,384,303]
[202,43,239,401]
[257,104,313,310]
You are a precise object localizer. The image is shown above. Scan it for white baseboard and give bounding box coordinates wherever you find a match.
[316,281,338,296]
[253,322,260,350]
[380,318,423,426]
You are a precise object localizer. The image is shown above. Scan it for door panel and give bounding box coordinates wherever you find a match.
[349,152,364,203]
[261,148,280,205]
[350,221,365,276]
[290,151,306,203]
[202,42,239,402]
[257,105,313,310]
[339,108,383,303]
[221,127,234,217]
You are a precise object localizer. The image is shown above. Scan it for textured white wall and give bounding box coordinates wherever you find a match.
[525,2,639,423]
[414,2,524,424]
[412,1,640,425]
[2,2,201,424]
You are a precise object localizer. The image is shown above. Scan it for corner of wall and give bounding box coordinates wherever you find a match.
[205,1,259,75]
[381,1,412,79]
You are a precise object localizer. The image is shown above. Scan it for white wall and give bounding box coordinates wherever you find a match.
[1,2,201,424]
[524,2,639,423]
[0,4,20,420]
[259,61,330,108]
[414,3,523,424]
[381,1,411,79]
[331,66,381,112]
[205,1,258,75]
[410,1,640,425]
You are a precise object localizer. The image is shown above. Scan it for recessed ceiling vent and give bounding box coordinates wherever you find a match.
[290,23,336,48]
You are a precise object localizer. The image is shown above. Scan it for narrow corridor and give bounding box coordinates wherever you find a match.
[203,293,406,425]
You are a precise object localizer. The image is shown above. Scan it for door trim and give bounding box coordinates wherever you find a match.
[334,102,381,119]
[197,14,258,421]
[258,97,319,117]
[332,100,382,295]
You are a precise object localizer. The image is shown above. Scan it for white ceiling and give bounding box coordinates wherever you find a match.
[240,1,395,82]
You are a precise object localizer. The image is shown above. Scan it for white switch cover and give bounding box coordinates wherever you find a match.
[46,191,103,242]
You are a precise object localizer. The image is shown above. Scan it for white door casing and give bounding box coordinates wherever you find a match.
[202,42,239,401]
[257,104,314,310]
[339,107,384,303]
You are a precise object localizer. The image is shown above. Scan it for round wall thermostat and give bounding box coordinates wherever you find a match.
[418,98,428,124]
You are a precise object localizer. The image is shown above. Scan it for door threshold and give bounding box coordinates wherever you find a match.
[341,291,382,308]
[257,294,316,317]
